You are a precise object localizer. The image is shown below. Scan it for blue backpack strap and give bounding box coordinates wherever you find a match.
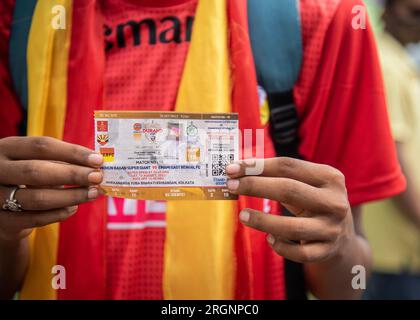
[248,0,307,301]
[248,0,303,158]
[248,0,302,93]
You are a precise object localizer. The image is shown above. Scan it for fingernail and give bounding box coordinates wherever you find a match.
[267,234,275,245]
[239,210,250,222]
[88,187,99,199]
[227,179,239,191]
[226,163,241,175]
[67,206,78,214]
[88,171,103,184]
[88,153,103,166]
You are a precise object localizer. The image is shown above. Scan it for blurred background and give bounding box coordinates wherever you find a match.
[362,0,420,300]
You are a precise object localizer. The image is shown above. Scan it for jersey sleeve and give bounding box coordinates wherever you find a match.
[0,0,22,138]
[295,0,406,206]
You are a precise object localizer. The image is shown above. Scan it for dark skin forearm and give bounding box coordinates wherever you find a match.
[304,206,372,300]
[0,237,29,299]
[394,143,420,230]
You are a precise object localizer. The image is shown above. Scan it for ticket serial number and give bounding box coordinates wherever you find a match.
[94,111,239,200]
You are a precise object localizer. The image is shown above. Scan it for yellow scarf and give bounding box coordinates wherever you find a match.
[167,0,236,299]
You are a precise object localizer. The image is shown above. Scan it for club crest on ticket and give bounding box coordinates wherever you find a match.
[94,111,239,200]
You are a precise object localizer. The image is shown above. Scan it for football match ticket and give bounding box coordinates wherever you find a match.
[94,111,239,200]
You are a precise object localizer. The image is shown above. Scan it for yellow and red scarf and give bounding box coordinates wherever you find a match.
[8,0,284,299]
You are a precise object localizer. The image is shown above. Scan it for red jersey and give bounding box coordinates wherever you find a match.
[0,0,406,300]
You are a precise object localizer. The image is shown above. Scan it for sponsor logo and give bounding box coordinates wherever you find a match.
[100,147,115,162]
[133,123,142,140]
[186,122,198,144]
[104,16,195,52]
[144,122,162,143]
[97,134,109,146]
[97,120,108,132]
[187,122,198,137]
[133,123,142,131]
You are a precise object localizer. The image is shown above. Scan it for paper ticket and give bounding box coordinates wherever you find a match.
[94,111,239,200]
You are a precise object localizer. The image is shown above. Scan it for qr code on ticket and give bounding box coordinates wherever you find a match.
[212,154,234,176]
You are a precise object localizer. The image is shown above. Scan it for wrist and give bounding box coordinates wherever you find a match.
[0,236,25,249]
[327,230,371,272]
[0,229,32,244]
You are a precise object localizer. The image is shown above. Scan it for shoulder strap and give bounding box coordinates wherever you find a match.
[248,0,307,300]
[248,0,302,94]
[248,0,303,158]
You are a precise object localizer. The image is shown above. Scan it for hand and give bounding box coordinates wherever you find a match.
[0,136,104,242]
[226,157,354,263]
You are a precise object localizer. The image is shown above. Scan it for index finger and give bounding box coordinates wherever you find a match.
[239,208,333,241]
[226,157,342,188]
[0,136,103,168]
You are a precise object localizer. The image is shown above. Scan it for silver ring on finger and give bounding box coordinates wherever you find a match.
[2,186,23,212]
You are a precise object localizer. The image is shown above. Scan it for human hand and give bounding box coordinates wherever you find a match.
[0,136,104,241]
[226,158,354,263]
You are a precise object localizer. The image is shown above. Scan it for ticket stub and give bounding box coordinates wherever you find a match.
[94,111,239,200]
